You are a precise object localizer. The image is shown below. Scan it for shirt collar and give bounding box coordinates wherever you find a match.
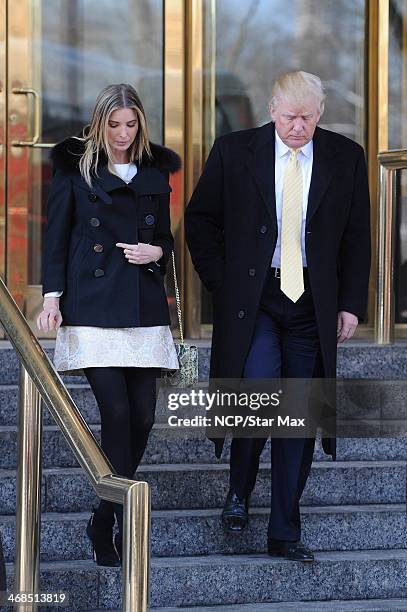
[275,129,313,159]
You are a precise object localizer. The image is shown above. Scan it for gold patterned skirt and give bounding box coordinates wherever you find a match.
[53,325,179,374]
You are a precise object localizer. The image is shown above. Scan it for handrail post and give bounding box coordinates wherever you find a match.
[376,154,399,343]
[14,366,42,612]
[123,482,151,611]
[0,276,152,609]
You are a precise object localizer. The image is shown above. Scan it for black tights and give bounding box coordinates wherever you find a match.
[84,366,160,534]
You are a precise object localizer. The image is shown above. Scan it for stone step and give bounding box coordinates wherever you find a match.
[0,342,405,384]
[3,377,407,430]
[86,602,407,612]
[1,504,406,563]
[149,602,407,612]
[0,384,195,426]
[5,550,407,609]
[0,343,210,384]
[2,422,407,469]
[0,384,100,426]
[0,461,405,515]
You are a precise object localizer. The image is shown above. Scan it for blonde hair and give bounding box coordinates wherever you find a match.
[76,83,152,187]
[270,71,325,116]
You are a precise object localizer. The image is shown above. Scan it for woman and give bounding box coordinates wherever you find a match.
[37,83,180,566]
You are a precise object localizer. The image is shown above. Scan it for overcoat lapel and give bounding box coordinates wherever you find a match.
[246,122,277,227]
[306,126,338,225]
[92,164,171,200]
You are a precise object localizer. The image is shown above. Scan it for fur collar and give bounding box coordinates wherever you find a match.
[51,133,181,175]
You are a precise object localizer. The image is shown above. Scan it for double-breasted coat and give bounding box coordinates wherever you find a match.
[42,136,180,328]
[185,122,371,459]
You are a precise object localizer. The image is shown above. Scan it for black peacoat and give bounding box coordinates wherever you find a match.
[42,136,180,327]
[185,122,371,458]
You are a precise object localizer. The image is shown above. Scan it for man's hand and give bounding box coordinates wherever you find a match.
[37,297,63,331]
[337,310,358,343]
[116,242,163,265]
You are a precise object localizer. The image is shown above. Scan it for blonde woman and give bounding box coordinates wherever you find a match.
[37,84,180,566]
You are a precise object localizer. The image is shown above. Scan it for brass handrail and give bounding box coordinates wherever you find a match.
[376,149,407,343]
[0,276,150,611]
[14,368,42,608]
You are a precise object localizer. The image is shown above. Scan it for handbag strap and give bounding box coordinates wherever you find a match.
[171,251,184,345]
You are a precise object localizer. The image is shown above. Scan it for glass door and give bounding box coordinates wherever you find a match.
[197,0,367,333]
[4,0,166,334]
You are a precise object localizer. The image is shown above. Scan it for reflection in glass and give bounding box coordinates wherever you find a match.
[389,0,407,150]
[29,0,163,286]
[214,0,365,142]
[202,0,366,324]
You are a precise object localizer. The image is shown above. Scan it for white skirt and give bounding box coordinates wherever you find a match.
[53,325,179,374]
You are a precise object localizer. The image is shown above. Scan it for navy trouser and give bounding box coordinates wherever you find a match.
[229,268,322,541]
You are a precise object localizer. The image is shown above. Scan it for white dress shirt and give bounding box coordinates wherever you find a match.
[271,131,313,268]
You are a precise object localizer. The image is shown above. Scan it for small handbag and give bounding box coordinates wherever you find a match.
[163,252,198,387]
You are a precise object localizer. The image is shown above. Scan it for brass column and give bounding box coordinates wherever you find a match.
[375,150,407,343]
[122,482,151,610]
[14,367,42,612]
[185,0,204,337]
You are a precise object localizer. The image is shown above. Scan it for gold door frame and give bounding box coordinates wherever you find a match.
[0,1,400,340]
[2,1,186,335]
[5,0,56,333]
[0,0,6,285]
[7,0,33,309]
[182,0,393,340]
[164,0,187,336]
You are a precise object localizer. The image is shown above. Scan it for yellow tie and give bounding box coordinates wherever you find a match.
[280,148,304,303]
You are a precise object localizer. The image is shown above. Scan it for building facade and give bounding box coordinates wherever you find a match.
[0,0,403,339]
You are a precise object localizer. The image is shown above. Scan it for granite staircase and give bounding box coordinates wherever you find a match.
[1,343,407,611]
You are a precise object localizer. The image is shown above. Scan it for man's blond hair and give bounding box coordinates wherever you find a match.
[270,71,325,115]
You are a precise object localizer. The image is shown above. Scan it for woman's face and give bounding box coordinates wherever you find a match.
[107,107,139,159]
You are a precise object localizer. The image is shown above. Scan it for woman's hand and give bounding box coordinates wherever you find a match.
[116,242,163,265]
[36,297,63,331]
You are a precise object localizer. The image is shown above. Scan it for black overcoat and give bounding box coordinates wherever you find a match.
[42,137,180,327]
[185,122,371,458]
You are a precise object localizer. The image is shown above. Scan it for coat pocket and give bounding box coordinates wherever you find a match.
[137,201,158,243]
[67,235,89,279]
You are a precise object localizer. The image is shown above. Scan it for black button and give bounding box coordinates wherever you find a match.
[88,192,98,202]
[237,310,245,319]
[145,214,155,226]
[90,217,100,227]
[93,244,103,253]
[260,225,268,234]
[307,231,312,235]
[94,268,105,278]
[248,268,256,277]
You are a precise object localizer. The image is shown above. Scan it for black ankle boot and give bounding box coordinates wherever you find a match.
[86,508,121,567]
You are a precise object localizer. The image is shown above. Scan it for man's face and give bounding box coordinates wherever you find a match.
[270,96,321,148]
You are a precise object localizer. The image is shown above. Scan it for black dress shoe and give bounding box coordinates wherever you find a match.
[86,509,121,567]
[267,539,314,562]
[221,491,250,533]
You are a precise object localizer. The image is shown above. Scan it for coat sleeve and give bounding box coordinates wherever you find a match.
[337,147,371,320]
[184,138,225,291]
[150,172,174,275]
[41,170,75,295]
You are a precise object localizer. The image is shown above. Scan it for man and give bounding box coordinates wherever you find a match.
[185,71,370,562]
